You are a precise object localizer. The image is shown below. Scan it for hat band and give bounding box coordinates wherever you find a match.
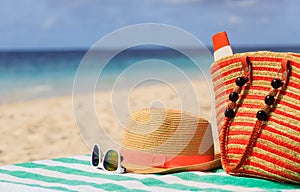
[121,149,214,168]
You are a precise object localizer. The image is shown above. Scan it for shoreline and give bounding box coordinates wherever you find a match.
[0,79,217,166]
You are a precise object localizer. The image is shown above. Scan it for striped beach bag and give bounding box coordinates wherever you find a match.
[210,32,300,184]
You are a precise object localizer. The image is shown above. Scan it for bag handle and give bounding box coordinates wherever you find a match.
[220,56,291,173]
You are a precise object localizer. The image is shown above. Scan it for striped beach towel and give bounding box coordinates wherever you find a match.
[0,155,299,191]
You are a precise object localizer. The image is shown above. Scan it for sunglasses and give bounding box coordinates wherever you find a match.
[90,144,125,174]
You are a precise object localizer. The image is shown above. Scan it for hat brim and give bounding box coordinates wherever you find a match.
[122,153,221,174]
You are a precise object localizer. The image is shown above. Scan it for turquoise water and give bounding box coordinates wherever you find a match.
[0,51,83,102]
[0,48,213,103]
[1,46,300,103]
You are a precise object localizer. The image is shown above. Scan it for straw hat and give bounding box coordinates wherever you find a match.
[121,108,221,174]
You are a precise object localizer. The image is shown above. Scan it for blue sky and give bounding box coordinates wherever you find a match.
[1,0,300,49]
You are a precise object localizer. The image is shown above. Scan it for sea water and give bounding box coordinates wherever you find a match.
[1,46,299,103]
[0,47,214,103]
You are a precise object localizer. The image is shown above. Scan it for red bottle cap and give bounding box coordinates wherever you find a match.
[212,32,230,51]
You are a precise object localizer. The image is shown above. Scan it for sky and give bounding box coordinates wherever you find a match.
[1,0,300,50]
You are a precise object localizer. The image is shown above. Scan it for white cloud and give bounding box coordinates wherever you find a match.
[228,15,243,25]
[42,16,57,30]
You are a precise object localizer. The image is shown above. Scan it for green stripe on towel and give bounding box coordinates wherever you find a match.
[0,179,76,192]
[1,155,298,191]
[139,178,231,192]
[13,162,231,191]
[173,172,300,191]
[15,162,136,181]
[0,169,127,191]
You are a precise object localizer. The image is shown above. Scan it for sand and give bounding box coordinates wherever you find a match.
[0,80,217,166]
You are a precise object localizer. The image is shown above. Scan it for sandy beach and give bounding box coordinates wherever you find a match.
[0,80,216,166]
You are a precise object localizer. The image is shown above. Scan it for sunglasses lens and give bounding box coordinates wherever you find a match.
[103,150,119,171]
[91,145,100,167]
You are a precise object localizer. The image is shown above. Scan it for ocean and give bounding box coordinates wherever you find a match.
[1,46,300,103]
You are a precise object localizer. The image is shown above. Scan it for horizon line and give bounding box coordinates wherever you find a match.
[1,44,300,52]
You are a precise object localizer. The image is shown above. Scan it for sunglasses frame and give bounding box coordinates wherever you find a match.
[90,144,125,174]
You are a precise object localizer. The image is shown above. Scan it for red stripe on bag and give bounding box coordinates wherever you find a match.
[225,111,257,118]
[239,169,298,183]
[212,56,300,71]
[212,67,280,83]
[228,152,300,180]
[215,89,300,117]
[215,93,300,115]
[211,56,298,74]
[246,161,300,182]
[214,80,300,102]
[215,93,300,114]
[215,109,257,121]
[228,130,253,136]
[252,66,281,73]
[290,70,300,79]
[213,80,235,94]
[213,84,225,94]
[252,152,300,173]
[214,75,300,95]
[212,68,240,82]
[264,126,300,142]
[252,145,300,165]
[213,54,300,184]
[227,138,252,145]
[290,60,300,68]
[212,58,241,70]
[214,87,270,102]
[216,107,300,130]
[213,76,274,90]
[227,139,299,163]
[289,81,300,90]
[216,109,300,135]
[270,115,300,133]
[217,119,223,128]
[248,56,282,62]
[278,90,300,101]
[235,103,261,109]
[276,99,300,111]
[237,168,299,183]
[211,73,224,85]
[231,121,256,127]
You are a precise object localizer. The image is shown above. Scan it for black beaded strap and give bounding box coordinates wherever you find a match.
[224,56,252,119]
[224,76,249,118]
[256,78,283,121]
[221,57,291,172]
[224,58,291,122]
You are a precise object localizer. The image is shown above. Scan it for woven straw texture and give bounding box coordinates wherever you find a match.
[120,108,221,173]
[210,51,300,184]
[122,108,213,156]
